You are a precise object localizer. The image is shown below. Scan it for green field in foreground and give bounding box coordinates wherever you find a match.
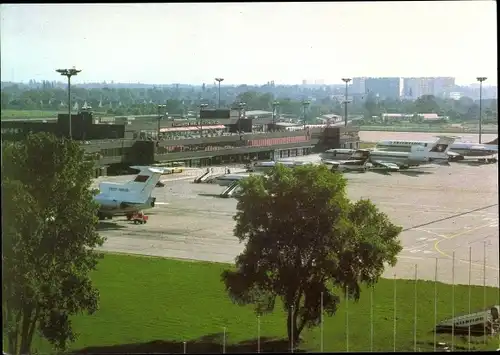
[30,254,499,354]
[1,109,62,119]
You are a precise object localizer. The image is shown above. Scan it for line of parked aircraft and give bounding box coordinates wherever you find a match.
[320,136,497,172]
[92,136,497,221]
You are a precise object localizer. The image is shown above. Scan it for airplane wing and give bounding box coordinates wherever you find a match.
[370,159,400,171]
[322,159,342,166]
[323,159,364,166]
[447,151,462,157]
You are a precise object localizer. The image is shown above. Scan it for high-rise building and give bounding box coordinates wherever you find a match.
[402,77,456,99]
[432,77,455,97]
[351,77,366,94]
[364,77,401,99]
[403,77,434,99]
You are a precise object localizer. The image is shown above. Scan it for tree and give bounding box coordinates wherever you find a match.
[415,95,440,113]
[221,164,402,347]
[2,132,105,355]
[364,94,380,119]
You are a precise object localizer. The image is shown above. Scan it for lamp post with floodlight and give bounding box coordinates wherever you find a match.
[157,104,167,142]
[215,78,224,108]
[476,77,487,144]
[302,100,310,130]
[341,78,352,127]
[56,68,81,139]
[272,101,280,127]
[200,103,208,137]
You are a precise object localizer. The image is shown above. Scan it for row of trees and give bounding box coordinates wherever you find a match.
[2,84,497,123]
[3,133,403,353]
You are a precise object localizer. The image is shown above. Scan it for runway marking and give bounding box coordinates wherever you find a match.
[155,202,170,205]
[433,223,500,271]
[415,228,447,239]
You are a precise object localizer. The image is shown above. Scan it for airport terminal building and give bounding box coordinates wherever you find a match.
[1,108,360,177]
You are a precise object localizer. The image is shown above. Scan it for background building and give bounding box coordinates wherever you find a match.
[351,77,366,94]
[432,77,456,98]
[403,77,456,99]
[364,77,401,100]
[403,77,434,99]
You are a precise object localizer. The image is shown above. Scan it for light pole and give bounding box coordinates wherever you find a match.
[476,77,487,144]
[215,78,224,108]
[238,102,246,134]
[302,100,310,130]
[200,103,208,137]
[56,68,81,139]
[341,78,352,127]
[157,104,166,142]
[272,101,280,128]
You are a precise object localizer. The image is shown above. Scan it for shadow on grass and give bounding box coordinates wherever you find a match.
[73,333,304,354]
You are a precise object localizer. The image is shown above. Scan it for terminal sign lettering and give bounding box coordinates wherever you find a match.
[109,187,130,192]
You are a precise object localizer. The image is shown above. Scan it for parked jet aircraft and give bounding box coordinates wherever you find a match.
[213,173,253,186]
[247,160,310,172]
[322,136,456,170]
[374,138,498,163]
[94,166,163,220]
[323,150,377,172]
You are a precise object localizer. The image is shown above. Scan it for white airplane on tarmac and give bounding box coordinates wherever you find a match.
[374,138,498,164]
[94,166,163,220]
[322,136,457,171]
[247,160,310,172]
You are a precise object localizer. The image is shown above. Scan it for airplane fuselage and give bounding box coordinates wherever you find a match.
[369,150,437,167]
[375,141,498,160]
[94,195,157,218]
[321,149,440,168]
[213,174,251,186]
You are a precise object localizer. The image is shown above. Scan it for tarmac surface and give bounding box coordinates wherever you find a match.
[96,158,499,287]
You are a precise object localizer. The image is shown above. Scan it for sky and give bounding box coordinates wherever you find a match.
[0,2,497,86]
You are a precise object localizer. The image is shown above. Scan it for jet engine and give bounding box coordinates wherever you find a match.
[95,198,122,210]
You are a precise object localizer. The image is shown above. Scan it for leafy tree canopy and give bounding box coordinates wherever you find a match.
[221,164,402,346]
[2,132,105,355]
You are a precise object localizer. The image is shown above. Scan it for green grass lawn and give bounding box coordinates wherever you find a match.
[32,254,499,354]
[1,109,63,119]
[1,109,112,120]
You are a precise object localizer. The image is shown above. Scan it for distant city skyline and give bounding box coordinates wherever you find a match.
[1,2,496,85]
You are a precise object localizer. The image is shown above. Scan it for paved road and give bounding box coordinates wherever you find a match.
[97,160,499,286]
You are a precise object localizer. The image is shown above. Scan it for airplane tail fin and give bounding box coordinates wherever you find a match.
[429,136,459,154]
[126,167,164,202]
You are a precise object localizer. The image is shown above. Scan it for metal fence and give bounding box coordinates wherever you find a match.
[177,249,499,353]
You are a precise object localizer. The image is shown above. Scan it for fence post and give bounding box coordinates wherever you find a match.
[393,273,397,352]
[414,264,418,352]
